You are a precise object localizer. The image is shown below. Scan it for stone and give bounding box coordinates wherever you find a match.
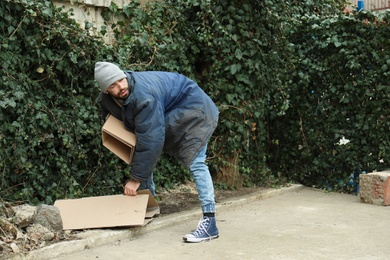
[10,242,20,253]
[26,224,54,242]
[359,170,390,206]
[12,204,37,228]
[33,204,63,232]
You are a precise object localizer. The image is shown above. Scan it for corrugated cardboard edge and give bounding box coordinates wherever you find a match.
[54,190,159,230]
[101,114,136,164]
[102,115,136,146]
[138,189,160,218]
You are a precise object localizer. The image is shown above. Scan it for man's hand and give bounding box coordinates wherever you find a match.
[124,180,141,196]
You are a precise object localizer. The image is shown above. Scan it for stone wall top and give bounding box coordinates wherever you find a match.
[56,0,138,9]
[367,170,390,179]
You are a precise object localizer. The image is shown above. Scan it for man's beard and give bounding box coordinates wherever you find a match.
[116,88,129,100]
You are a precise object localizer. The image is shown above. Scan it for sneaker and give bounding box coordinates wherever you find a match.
[183,216,219,243]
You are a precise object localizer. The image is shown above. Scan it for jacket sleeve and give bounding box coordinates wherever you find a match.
[128,98,165,181]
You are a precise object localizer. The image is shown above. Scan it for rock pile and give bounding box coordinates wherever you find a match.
[0,199,65,257]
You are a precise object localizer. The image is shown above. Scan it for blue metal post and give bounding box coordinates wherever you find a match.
[357,0,364,11]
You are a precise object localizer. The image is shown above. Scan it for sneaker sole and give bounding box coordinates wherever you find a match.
[183,235,219,243]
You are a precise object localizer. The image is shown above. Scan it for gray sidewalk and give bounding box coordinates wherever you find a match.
[14,185,390,260]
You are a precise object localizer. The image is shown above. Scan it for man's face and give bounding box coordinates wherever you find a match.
[106,77,129,100]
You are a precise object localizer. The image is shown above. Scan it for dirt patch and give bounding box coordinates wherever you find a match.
[157,182,264,215]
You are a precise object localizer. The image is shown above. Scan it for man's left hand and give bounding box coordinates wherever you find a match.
[124,180,141,196]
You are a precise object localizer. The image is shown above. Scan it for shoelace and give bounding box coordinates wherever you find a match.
[192,218,211,239]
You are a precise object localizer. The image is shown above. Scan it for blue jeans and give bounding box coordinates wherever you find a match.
[140,144,216,213]
[189,144,216,213]
[139,173,156,196]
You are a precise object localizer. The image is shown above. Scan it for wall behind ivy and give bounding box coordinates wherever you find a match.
[1,0,388,205]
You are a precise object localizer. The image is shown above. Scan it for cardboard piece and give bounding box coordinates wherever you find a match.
[54,190,159,230]
[102,114,136,164]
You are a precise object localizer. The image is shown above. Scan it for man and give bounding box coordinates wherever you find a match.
[94,61,219,243]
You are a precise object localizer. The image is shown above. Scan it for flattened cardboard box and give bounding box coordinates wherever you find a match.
[54,190,159,230]
[102,114,136,164]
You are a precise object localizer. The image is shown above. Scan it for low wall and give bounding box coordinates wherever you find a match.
[360,170,390,206]
[52,0,150,42]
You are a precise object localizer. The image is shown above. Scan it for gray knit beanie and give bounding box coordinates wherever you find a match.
[94,62,126,92]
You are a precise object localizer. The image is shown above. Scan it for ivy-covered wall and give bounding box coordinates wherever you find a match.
[267,10,390,192]
[1,0,388,204]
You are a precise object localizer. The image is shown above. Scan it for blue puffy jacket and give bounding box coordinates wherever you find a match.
[99,71,219,181]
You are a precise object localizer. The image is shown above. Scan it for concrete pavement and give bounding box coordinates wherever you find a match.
[13,184,390,260]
